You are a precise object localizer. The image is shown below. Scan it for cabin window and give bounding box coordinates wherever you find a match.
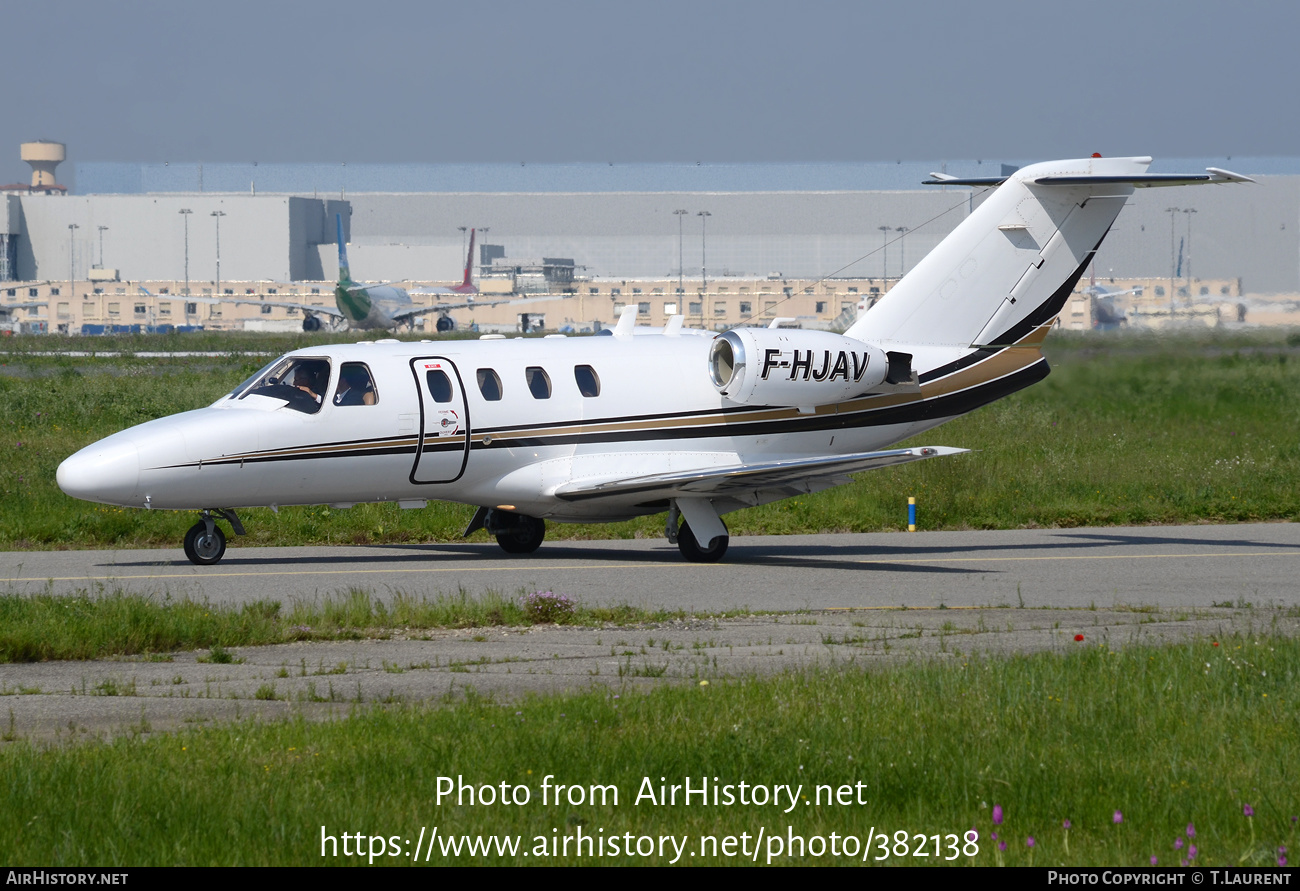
[574,365,600,397]
[526,366,552,399]
[334,362,378,406]
[476,368,503,401]
[426,370,453,403]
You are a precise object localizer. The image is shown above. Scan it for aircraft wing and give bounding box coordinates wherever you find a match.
[225,298,344,319]
[389,295,564,325]
[553,446,966,503]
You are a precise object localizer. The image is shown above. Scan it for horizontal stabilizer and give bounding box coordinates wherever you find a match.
[1031,168,1255,187]
[924,167,1253,188]
[554,446,966,502]
[923,173,1010,186]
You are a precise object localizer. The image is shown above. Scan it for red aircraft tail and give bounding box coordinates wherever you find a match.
[452,229,477,294]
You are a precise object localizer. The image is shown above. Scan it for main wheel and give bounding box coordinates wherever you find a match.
[183,521,227,566]
[677,519,728,563]
[494,514,546,554]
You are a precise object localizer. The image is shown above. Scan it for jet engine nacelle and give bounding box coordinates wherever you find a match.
[708,328,890,406]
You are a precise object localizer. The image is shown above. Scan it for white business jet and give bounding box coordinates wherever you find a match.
[57,156,1251,565]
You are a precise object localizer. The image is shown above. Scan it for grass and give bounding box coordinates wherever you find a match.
[0,588,745,662]
[0,635,1295,865]
[4,328,1300,549]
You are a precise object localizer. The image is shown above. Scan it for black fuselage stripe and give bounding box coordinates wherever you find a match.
[162,358,1046,471]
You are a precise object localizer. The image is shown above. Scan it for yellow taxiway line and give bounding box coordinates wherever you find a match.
[5,549,1296,584]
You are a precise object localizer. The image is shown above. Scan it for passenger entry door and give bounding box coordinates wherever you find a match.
[409,357,470,484]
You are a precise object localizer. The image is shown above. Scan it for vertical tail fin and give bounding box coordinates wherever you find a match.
[336,213,352,285]
[462,228,476,289]
[846,157,1153,352]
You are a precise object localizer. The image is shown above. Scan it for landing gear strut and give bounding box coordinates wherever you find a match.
[667,499,729,562]
[182,509,245,566]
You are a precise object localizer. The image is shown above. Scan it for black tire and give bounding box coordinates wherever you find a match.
[494,514,546,554]
[184,521,227,566]
[677,519,728,563]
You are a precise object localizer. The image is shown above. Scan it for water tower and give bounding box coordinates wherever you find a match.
[21,140,66,189]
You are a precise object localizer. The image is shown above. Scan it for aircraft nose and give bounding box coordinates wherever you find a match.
[57,437,142,506]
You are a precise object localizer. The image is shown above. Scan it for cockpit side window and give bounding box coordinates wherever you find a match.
[333,362,378,406]
[239,356,331,414]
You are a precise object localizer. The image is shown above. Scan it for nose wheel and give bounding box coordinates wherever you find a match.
[184,521,227,565]
[181,509,244,566]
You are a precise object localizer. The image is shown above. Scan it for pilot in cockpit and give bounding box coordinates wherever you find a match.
[292,365,326,404]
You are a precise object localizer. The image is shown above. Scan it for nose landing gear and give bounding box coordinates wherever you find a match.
[182,509,245,566]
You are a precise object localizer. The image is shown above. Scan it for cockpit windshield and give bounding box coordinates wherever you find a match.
[233,356,332,414]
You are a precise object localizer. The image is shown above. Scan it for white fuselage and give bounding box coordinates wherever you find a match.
[56,328,986,522]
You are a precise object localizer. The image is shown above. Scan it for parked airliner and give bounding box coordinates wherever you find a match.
[236,221,510,333]
[57,156,1250,564]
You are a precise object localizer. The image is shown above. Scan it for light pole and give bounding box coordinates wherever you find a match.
[878,225,891,290]
[458,226,468,260]
[179,208,193,296]
[1165,207,1180,312]
[1182,207,1197,295]
[67,224,78,310]
[97,225,108,268]
[211,211,226,298]
[895,226,910,277]
[697,211,711,295]
[674,209,688,294]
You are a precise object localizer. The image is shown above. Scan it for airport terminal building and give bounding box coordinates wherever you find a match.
[3,152,1298,333]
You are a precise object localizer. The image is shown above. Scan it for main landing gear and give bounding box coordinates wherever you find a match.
[182,509,245,566]
[464,508,547,555]
[666,500,729,563]
[676,518,729,563]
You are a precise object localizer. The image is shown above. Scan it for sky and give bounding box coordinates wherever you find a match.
[4,0,1299,187]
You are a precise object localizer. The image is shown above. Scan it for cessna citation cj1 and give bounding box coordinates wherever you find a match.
[58,156,1251,565]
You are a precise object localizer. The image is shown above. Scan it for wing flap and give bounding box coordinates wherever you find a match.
[553,446,967,502]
